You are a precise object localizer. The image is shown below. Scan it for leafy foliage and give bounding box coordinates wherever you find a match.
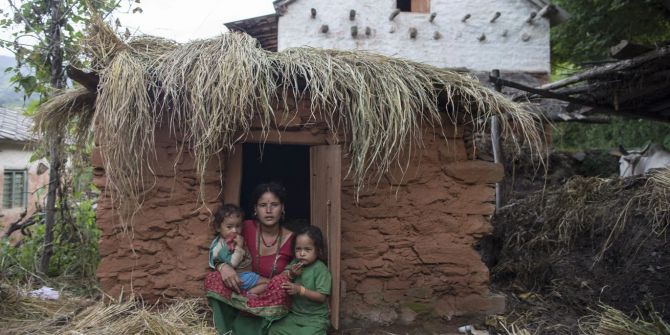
[551,0,670,66]
[0,0,126,98]
[554,117,670,151]
[1,183,100,281]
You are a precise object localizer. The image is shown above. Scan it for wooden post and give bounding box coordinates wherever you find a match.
[491,69,503,211]
[310,145,342,330]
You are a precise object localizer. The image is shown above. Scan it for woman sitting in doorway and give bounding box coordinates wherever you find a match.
[205,182,295,335]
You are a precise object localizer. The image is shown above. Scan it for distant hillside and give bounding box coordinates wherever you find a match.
[0,55,35,108]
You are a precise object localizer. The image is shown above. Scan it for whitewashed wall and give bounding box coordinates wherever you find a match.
[0,143,34,169]
[277,0,550,73]
[0,142,49,233]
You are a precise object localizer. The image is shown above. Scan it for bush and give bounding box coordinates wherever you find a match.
[554,118,670,152]
[0,191,100,282]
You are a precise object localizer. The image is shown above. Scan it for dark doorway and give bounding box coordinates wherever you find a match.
[240,143,310,233]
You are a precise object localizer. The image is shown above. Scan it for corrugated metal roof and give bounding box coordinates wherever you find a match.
[0,107,33,142]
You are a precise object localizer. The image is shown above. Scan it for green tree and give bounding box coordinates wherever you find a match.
[1,0,134,275]
[552,0,670,66]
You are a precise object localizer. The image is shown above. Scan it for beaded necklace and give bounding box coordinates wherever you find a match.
[256,223,283,278]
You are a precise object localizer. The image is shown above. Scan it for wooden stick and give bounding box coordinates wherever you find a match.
[539,45,670,91]
[490,69,503,211]
[490,12,501,23]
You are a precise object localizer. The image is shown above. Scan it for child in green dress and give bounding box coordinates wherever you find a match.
[269,226,332,335]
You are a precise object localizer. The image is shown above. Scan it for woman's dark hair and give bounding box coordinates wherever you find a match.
[250,182,288,206]
[212,204,244,235]
[297,225,327,263]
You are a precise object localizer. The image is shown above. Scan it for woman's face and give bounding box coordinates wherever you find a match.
[255,191,283,228]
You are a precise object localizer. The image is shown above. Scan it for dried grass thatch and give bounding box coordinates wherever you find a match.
[491,304,670,335]
[0,284,216,335]
[35,18,545,224]
[580,304,670,335]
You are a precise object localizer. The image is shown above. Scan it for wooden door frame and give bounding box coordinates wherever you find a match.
[222,134,342,330]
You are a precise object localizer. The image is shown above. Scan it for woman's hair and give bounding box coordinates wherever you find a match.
[250,182,288,206]
[212,204,244,235]
[297,225,327,263]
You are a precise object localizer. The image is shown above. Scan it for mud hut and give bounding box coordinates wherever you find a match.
[36,20,544,328]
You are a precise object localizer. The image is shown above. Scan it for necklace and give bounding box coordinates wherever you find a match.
[261,228,280,247]
[256,223,283,278]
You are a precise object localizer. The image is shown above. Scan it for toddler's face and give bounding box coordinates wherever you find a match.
[219,215,242,239]
[294,234,318,266]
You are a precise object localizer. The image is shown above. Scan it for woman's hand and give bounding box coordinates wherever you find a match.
[281,282,301,295]
[218,263,242,293]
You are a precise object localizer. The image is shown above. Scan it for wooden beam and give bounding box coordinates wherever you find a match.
[238,129,329,145]
[491,75,605,108]
[310,145,342,330]
[610,40,653,60]
[223,145,243,205]
[539,45,670,91]
[66,65,99,91]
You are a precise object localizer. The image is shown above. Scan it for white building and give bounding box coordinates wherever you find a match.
[225,0,567,75]
[0,107,48,236]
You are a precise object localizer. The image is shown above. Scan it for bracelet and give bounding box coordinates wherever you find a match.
[299,286,306,296]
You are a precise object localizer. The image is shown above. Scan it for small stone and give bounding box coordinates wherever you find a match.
[399,306,418,325]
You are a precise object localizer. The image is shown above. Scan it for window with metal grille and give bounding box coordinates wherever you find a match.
[3,170,27,209]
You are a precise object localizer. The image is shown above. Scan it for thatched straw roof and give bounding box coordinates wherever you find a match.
[35,18,544,221]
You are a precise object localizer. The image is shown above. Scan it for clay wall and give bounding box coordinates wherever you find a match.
[339,131,505,325]
[93,129,224,301]
[93,98,504,322]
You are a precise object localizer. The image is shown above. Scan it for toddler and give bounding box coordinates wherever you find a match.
[270,225,332,335]
[209,204,268,295]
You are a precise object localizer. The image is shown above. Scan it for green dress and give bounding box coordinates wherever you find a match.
[269,260,332,335]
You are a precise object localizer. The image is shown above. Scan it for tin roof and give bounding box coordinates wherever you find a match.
[0,107,33,142]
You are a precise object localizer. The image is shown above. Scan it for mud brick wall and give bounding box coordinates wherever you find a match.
[93,98,504,323]
[340,131,505,325]
[93,128,223,302]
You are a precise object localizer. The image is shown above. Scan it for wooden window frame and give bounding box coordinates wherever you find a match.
[223,137,342,330]
[2,169,27,209]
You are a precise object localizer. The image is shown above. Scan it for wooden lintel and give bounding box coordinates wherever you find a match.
[237,130,329,145]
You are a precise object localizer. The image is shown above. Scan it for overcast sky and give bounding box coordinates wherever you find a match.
[0,0,275,56]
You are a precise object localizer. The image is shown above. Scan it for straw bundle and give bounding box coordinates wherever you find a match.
[0,284,216,335]
[580,305,670,335]
[35,18,545,224]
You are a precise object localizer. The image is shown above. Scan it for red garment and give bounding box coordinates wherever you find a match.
[204,220,295,318]
[242,219,293,278]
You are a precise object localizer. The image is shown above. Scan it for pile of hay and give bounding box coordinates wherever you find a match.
[35,16,544,223]
[0,284,215,335]
[488,168,670,334]
[490,304,670,335]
